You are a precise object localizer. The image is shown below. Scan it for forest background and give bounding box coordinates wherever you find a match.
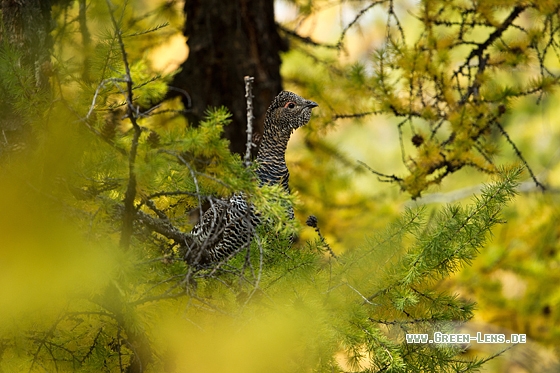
[0,0,559,372]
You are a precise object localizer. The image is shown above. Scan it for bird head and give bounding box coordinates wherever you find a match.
[266,91,318,134]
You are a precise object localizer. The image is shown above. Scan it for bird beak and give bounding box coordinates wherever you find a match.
[305,101,318,109]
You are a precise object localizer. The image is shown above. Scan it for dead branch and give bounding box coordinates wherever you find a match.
[244,76,255,167]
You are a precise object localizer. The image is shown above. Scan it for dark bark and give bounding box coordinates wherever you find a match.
[169,0,287,156]
[0,0,60,153]
[0,0,55,88]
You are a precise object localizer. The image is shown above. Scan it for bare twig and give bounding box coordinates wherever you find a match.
[337,0,388,48]
[85,78,127,120]
[277,23,339,49]
[134,208,190,244]
[494,120,546,191]
[357,160,404,183]
[406,177,555,207]
[332,110,381,120]
[244,76,255,167]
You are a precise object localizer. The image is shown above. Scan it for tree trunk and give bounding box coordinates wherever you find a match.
[0,0,56,89]
[0,0,55,152]
[170,0,286,156]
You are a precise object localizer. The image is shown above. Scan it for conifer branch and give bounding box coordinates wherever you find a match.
[456,344,517,373]
[348,207,425,268]
[145,190,203,200]
[106,0,142,251]
[240,235,265,307]
[104,3,154,372]
[123,22,169,38]
[331,2,550,198]
[366,167,520,302]
[159,149,204,217]
[306,215,337,259]
[131,292,188,307]
[69,92,127,156]
[29,314,67,372]
[454,5,528,80]
[79,328,103,364]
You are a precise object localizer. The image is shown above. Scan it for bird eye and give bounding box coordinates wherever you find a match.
[284,102,296,109]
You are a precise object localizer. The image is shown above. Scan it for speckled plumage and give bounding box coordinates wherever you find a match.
[184,91,317,266]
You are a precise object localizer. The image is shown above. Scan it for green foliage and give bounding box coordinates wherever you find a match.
[0,1,310,371]
[0,42,51,150]
[279,6,560,369]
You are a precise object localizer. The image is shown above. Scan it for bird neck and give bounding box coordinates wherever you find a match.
[255,127,291,191]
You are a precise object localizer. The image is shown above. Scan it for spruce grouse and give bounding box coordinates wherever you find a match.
[184,91,318,266]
